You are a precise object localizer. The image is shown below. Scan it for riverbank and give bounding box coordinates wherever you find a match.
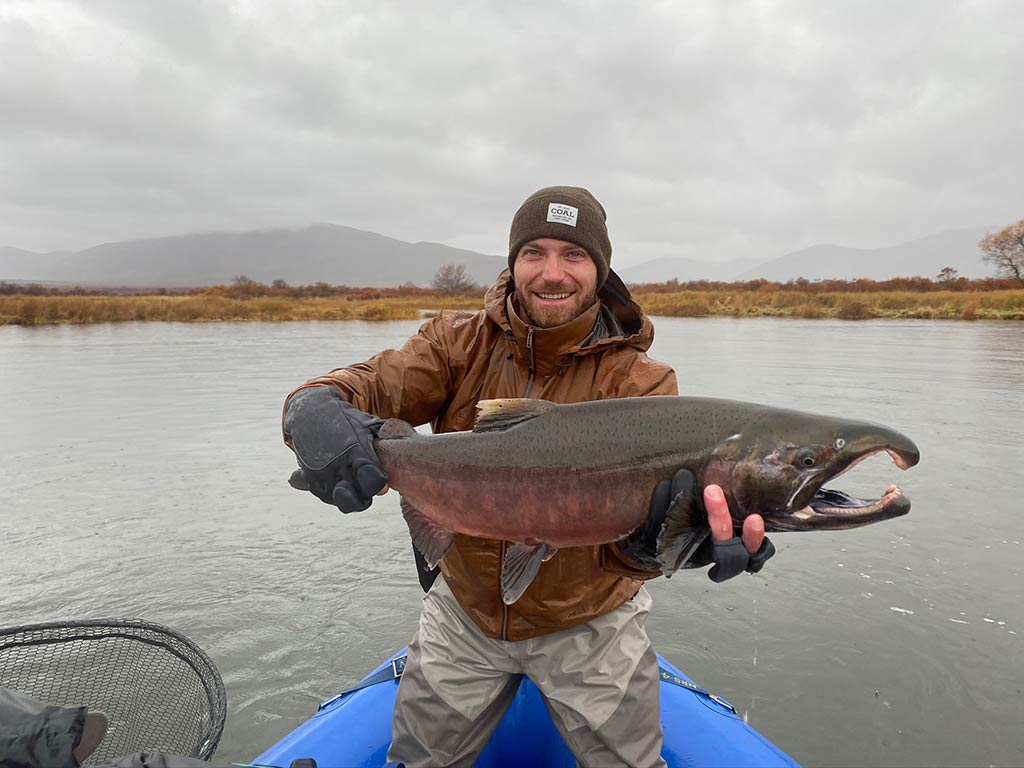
[2,285,1022,325]
[632,288,1024,320]
[0,293,482,325]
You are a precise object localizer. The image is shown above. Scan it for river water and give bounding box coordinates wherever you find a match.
[1,318,1022,767]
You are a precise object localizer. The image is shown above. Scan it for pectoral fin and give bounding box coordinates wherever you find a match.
[501,542,550,604]
[401,497,455,569]
[656,489,711,577]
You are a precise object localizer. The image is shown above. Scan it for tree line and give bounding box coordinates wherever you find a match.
[3,273,1020,298]
[630,275,1022,294]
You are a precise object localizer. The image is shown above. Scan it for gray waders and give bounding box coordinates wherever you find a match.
[387,579,667,768]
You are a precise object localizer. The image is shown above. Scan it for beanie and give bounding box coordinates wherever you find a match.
[508,186,612,288]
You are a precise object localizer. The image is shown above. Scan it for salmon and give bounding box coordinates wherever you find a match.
[375,396,921,603]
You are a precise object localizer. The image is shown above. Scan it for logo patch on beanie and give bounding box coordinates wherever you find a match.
[547,203,578,227]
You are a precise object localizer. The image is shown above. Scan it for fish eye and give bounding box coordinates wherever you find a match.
[835,437,846,449]
[798,450,816,467]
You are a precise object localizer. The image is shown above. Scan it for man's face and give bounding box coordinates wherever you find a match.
[513,238,599,328]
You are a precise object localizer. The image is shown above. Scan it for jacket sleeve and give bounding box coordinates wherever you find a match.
[283,312,468,436]
[599,351,679,580]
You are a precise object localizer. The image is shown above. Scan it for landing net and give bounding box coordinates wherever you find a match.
[0,618,226,764]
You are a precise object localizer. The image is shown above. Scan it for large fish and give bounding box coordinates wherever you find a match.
[376,396,921,604]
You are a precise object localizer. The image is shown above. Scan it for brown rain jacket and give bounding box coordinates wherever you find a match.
[288,270,678,640]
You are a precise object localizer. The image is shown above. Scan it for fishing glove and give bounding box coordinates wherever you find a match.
[701,536,776,583]
[283,386,388,513]
[618,469,776,581]
[617,468,698,569]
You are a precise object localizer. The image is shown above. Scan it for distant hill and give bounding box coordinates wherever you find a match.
[619,256,764,284]
[1,223,999,288]
[0,246,43,281]
[0,224,505,288]
[735,227,994,281]
[619,228,995,284]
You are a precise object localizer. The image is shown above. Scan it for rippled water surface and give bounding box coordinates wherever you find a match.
[2,318,1022,766]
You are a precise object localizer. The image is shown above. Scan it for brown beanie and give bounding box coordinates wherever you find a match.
[508,186,612,288]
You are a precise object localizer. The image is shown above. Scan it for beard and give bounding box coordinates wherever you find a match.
[515,280,599,329]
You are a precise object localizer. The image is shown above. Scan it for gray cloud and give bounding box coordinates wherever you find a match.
[1,0,1021,266]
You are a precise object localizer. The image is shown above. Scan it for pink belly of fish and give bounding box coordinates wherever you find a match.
[383,456,654,547]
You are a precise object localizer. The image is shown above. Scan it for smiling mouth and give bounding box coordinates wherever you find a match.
[535,292,573,301]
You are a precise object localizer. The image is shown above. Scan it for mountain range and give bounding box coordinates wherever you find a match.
[617,227,994,283]
[0,224,996,288]
[0,225,506,288]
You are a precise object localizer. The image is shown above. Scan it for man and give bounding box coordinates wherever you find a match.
[283,187,774,767]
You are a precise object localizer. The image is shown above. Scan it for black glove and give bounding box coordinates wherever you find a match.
[700,536,776,583]
[618,468,776,582]
[283,386,388,512]
[617,468,698,569]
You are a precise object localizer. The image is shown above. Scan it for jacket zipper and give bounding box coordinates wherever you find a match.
[523,327,536,398]
[500,540,510,640]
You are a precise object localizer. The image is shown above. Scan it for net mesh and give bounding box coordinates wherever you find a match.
[0,619,226,764]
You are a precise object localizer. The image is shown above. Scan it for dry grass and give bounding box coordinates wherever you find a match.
[0,294,481,326]
[1,289,1022,326]
[630,289,1024,321]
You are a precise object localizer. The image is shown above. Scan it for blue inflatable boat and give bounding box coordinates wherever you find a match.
[254,648,799,767]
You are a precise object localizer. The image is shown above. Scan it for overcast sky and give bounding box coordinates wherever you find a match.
[1,0,1021,267]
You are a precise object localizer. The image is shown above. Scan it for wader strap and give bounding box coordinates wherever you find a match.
[318,655,408,711]
[658,666,736,714]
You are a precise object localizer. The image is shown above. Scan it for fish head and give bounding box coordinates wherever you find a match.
[700,411,921,533]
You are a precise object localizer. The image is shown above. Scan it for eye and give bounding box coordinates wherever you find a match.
[835,437,846,450]
[567,250,588,261]
[798,450,816,467]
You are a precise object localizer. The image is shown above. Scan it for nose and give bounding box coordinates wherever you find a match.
[541,255,566,284]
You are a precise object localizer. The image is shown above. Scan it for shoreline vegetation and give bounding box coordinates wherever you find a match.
[1,276,1022,325]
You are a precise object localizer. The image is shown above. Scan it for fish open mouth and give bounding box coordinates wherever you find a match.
[777,484,910,531]
[810,484,909,518]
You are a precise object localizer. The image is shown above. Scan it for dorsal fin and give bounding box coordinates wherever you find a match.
[473,399,556,433]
